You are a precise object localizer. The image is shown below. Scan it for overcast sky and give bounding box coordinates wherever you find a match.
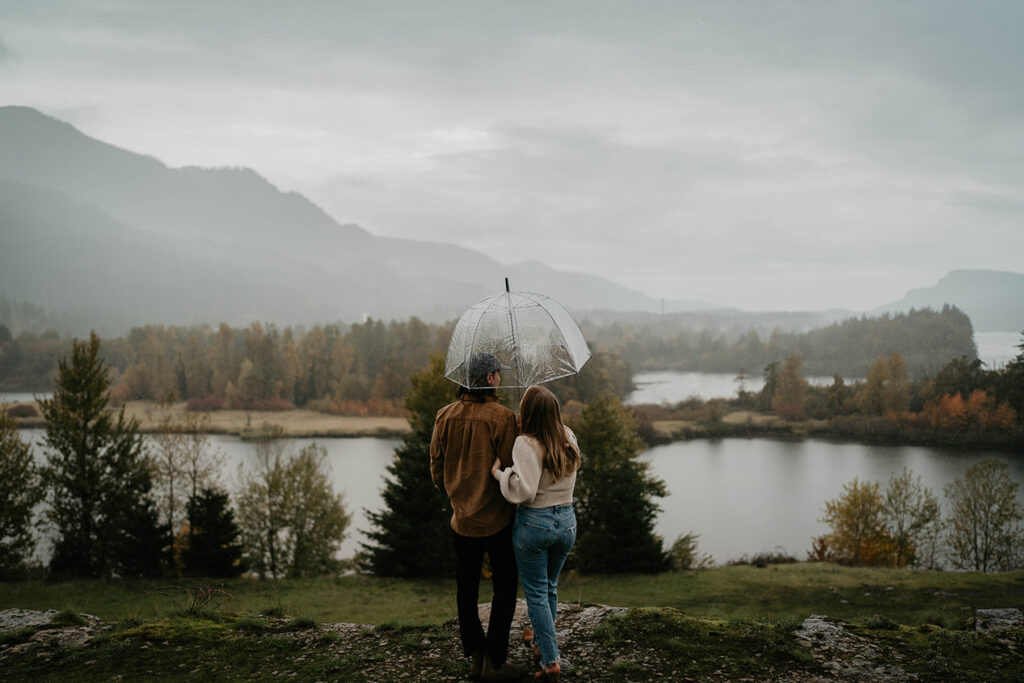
[2,1,1022,311]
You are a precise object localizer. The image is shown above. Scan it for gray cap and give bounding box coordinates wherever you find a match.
[468,351,508,383]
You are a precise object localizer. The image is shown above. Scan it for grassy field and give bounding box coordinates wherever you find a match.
[3,564,1023,681]
[3,563,1022,628]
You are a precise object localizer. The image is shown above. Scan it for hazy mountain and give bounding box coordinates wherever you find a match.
[0,180,382,331]
[0,106,696,331]
[874,270,1024,332]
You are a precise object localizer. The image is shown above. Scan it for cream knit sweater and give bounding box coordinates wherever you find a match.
[493,427,578,508]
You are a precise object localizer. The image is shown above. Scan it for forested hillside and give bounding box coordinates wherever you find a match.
[585,306,977,379]
[1,307,978,404]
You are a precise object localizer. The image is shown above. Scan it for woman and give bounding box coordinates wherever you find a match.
[491,385,581,682]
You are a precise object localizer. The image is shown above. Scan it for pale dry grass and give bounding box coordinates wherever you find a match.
[652,419,697,436]
[122,401,410,438]
[721,410,779,425]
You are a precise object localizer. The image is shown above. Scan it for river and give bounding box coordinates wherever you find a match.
[21,430,1023,566]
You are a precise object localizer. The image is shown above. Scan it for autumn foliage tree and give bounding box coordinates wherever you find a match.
[817,478,894,566]
[857,352,910,415]
[918,389,1018,432]
[771,355,809,420]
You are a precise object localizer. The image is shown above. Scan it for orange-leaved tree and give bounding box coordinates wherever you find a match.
[819,478,894,566]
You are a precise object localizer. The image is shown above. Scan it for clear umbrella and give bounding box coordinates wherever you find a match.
[445,280,592,389]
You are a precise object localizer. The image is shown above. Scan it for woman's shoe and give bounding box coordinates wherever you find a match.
[534,662,560,682]
[522,625,534,646]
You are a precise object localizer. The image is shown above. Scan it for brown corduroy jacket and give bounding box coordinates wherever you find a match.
[430,393,518,537]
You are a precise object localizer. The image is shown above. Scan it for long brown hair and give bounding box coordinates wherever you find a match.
[519,385,579,481]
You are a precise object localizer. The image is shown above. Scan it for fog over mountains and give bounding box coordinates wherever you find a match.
[0,106,710,332]
[1,106,1021,334]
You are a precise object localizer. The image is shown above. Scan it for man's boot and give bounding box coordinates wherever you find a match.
[469,649,484,680]
[480,653,527,681]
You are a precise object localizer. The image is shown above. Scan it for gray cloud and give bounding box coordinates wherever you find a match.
[2,0,1022,310]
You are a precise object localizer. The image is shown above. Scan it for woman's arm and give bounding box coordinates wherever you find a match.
[492,436,544,504]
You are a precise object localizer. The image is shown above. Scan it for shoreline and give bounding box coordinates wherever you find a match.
[8,400,411,439]
[8,401,1021,451]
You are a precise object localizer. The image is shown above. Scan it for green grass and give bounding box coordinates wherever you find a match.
[2,565,1023,682]
[2,564,1022,628]
[588,607,1024,682]
[0,575,453,625]
[591,608,821,680]
[558,562,1024,627]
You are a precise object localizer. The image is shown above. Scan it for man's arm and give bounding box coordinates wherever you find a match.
[495,411,517,467]
[429,418,445,491]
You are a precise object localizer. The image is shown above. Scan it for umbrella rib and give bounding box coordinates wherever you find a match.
[505,290,525,389]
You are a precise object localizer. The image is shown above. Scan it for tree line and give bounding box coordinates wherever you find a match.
[583,306,977,379]
[5,332,1022,581]
[757,340,1024,445]
[0,334,349,580]
[814,462,1024,572]
[632,335,1024,450]
[0,318,634,412]
[1,335,670,580]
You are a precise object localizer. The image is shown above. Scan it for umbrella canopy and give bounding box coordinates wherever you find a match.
[445,288,592,389]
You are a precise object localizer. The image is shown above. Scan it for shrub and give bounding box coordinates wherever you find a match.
[186,396,225,412]
[865,614,900,630]
[49,609,87,627]
[308,397,407,417]
[669,531,714,570]
[233,616,269,634]
[233,398,294,412]
[727,551,799,567]
[3,403,38,418]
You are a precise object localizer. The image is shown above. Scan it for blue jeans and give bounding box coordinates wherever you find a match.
[513,504,576,667]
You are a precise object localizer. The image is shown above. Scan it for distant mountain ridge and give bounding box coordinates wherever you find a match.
[0,106,709,332]
[1,106,1018,336]
[874,270,1024,332]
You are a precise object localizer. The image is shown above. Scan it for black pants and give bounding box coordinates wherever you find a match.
[452,522,518,665]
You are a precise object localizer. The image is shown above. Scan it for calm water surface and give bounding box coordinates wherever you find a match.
[626,371,840,404]
[627,332,1020,404]
[640,439,1023,564]
[23,430,1023,565]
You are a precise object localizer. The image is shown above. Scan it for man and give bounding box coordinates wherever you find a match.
[430,351,524,681]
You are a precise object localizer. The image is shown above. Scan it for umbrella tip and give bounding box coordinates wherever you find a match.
[505,277,510,293]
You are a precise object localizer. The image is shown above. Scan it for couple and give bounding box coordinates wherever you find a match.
[430,352,579,682]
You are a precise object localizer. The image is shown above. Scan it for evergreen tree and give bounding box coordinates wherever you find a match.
[182,488,245,577]
[573,393,668,573]
[756,362,780,412]
[0,411,44,577]
[361,353,454,577]
[996,331,1024,416]
[38,332,170,577]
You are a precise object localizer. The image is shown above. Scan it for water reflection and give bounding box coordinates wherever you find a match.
[640,439,1022,564]
[22,430,1023,565]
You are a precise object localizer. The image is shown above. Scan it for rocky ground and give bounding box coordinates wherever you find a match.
[2,603,1022,681]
